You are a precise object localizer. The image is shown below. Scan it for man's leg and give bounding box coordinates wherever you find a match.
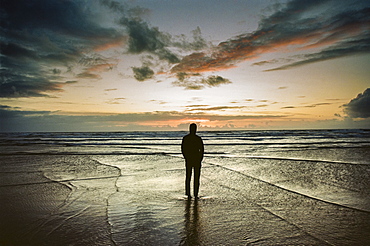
[185,164,192,197]
[193,164,201,198]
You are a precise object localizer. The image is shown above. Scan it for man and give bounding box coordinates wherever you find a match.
[181,123,204,199]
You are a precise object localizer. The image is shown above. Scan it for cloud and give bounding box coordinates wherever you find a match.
[0,0,126,97]
[253,60,278,66]
[122,18,180,64]
[0,42,69,97]
[7,103,367,131]
[76,72,102,80]
[1,0,120,40]
[2,0,368,95]
[281,102,333,109]
[0,105,54,131]
[0,105,288,132]
[149,100,167,105]
[77,57,117,80]
[0,66,64,98]
[94,37,127,52]
[265,36,370,71]
[173,74,232,90]
[2,0,204,94]
[204,75,232,87]
[106,98,126,104]
[185,105,210,108]
[100,0,209,83]
[343,88,370,118]
[101,0,182,64]
[171,27,209,52]
[0,0,232,92]
[185,106,245,112]
[132,66,155,81]
[170,0,370,74]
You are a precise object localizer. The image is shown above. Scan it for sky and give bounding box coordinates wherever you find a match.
[1,0,370,132]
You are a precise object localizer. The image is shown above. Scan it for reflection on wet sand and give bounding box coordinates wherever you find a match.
[182,198,202,245]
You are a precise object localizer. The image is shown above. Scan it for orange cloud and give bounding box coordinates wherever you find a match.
[94,37,127,52]
[170,29,323,74]
[171,3,370,74]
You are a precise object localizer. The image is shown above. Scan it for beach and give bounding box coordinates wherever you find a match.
[1,130,370,245]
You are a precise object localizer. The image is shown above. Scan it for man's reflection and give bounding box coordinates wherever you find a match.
[181,199,202,245]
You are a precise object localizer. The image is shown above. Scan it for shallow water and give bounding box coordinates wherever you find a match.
[1,130,369,245]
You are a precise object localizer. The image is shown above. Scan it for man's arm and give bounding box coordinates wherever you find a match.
[181,137,185,157]
[199,137,204,161]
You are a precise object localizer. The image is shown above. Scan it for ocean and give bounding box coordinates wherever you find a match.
[1,129,370,245]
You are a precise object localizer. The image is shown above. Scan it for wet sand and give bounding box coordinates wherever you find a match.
[1,154,370,245]
[0,155,119,245]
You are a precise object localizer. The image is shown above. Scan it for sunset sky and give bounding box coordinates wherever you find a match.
[1,0,370,131]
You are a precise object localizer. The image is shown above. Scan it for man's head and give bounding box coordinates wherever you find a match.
[189,123,197,134]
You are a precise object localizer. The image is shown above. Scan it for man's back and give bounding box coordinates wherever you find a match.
[181,133,204,163]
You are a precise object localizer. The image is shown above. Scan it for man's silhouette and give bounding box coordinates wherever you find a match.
[181,123,204,198]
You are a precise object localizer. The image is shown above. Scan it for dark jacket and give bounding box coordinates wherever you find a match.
[181,134,204,164]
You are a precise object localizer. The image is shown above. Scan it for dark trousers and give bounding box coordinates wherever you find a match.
[185,161,201,197]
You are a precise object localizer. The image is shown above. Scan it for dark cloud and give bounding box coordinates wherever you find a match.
[304,103,332,108]
[1,0,122,55]
[101,0,183,64]
[2,0,201,94]
[343,88,370,118]
[0,106,288,132]
[52,68,62,75]
[0,0,125,97]
[0,42,39,60]
[101,0,210,82]
[78,55,109,67]
[76,72,102,80]
[0,0,219,92]
[171,0,370,73]
[132,66,154,81]
[0,64,64,98]
[265,35,370,71]
[65,81,78,84]
[2,0,367,95]
[253,60,277,66]
[173,74,231,90]
[0,80,63,98]
[204,76,232,87]
[121,18,179,63]
[0,105,53,131]
[101,0,209,54]
[281,102,333,109]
